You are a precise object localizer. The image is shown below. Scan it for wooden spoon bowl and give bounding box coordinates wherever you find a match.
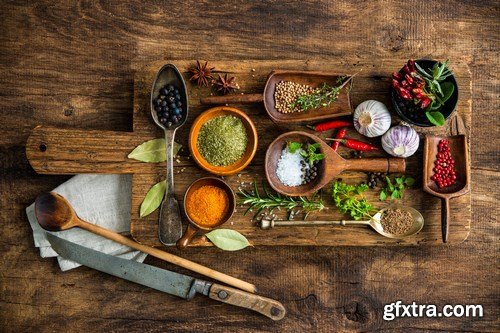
[423,135,470,242]
[189,106,258,176]
[201,70,354,124]
[265,131,406,197]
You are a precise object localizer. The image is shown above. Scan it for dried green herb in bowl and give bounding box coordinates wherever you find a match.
[197,115,248,166]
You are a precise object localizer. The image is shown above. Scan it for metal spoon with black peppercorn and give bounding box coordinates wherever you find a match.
[151,64,189,245]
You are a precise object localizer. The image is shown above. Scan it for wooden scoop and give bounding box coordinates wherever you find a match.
[201,70,355,124]
[265,131,405,197]
[34,192,256,293]
[423,135,470,243]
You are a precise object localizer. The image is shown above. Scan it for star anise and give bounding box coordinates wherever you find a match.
[214,74,240,94]
[189,60,214,87]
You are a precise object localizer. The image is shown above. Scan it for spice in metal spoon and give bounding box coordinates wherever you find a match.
[380,208,414,235]
[185,185,229,228]
[197,115,248,166]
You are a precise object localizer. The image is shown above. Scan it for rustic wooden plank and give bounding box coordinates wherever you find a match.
[1,0,498,332]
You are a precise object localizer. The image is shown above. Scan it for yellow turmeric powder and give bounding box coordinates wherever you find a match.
[186,185,229,227]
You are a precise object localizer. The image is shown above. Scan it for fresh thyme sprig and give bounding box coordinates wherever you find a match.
[238,182,325,219]
[290,75,353,111]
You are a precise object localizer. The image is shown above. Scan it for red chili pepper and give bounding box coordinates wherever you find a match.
[397,87,412,100]
[331,127,348,151]
[307,120,353,132]
[392,72,402,80]
[403,64,411,75]
[330,138,380,152]
[412,87,424,95]
[405,74,414,85]
[392,79,400,89]
[401,80,408,87]
[420,97,431,109]
[407,59,416,72]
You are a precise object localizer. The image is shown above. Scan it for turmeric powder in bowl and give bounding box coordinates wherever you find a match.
[185,185,229,228]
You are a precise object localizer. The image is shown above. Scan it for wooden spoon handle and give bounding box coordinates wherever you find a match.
[76,219,256,293]
[343,158,406,173]
[441,198,450,243]
[209,284,286,320]
[201,93,263,105]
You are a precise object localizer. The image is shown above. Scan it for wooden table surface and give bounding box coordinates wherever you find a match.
[0,1,498,332]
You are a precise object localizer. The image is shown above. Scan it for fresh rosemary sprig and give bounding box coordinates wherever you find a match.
[238,182,325,219]
[290,75,351,111]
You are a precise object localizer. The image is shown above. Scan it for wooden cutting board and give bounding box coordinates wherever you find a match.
[26,59,472,246]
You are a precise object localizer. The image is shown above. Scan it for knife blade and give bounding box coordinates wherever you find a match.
[46,233,286,320]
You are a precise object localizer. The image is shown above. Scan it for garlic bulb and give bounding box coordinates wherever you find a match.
[382,125,420,158]
[353,100,391,137]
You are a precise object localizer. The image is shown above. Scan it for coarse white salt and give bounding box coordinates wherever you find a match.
[276,148,308,186]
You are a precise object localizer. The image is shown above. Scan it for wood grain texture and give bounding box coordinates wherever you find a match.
[1,0,498,332]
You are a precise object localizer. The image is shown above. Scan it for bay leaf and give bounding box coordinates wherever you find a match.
[128,138,181,162]
[205,229,251,251]
[140,180,166,217]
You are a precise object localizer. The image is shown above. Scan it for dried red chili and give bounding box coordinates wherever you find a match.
[331,127,348,151]
[307,120,353,132]
[328,138,380,152]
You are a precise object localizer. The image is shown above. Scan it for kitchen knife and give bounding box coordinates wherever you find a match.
[46,233,286,320]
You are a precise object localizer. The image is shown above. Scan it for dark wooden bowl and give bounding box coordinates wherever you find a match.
[177,177,235,249]
[423,135,470,242]
[391,59,459,127]
[265,131,406,197]
[201,70,354,124]
[263,70,353,123]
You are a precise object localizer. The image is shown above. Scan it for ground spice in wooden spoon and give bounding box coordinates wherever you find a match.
[380,208,414,235]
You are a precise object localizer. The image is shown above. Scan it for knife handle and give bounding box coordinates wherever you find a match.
[209,284,286,321]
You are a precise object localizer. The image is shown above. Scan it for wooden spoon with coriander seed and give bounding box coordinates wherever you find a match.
[34,192,257,294]
[265,131,406,197]
[201,70,356,124]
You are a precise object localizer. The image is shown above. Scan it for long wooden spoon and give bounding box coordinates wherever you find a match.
[34,192,256,293]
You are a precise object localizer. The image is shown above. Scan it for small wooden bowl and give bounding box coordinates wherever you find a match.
[177,177,235,249]
[189,106,258,176]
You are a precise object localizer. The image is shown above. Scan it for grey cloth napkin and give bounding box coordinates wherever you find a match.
[26,174,147,271]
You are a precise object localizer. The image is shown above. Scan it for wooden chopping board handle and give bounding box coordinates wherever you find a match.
[200,93,263,105]
[343,157,406,173]
[26,126,153,174]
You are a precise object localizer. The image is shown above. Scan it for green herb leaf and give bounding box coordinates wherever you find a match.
[379,190,387,201]
[128,138,181,162]
[405,177,415,186]
[140,180,166,217]
[391,190,399,200]
[287,141,302,153]
[440,81,455,103]
[332,181,375,220]
[426,111,446,126]
[205,229,251,251]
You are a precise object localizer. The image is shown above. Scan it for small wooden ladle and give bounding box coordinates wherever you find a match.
[201,70,355,124]
[34,192,256,293]
[423,135,470,242]
[265,131,406,197]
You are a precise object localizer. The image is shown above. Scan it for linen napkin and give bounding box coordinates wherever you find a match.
[26,174,147,271]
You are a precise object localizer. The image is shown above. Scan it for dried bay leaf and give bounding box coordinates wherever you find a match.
[128,138,181,162]
[205,229,251,251]
[140,180,166,217]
